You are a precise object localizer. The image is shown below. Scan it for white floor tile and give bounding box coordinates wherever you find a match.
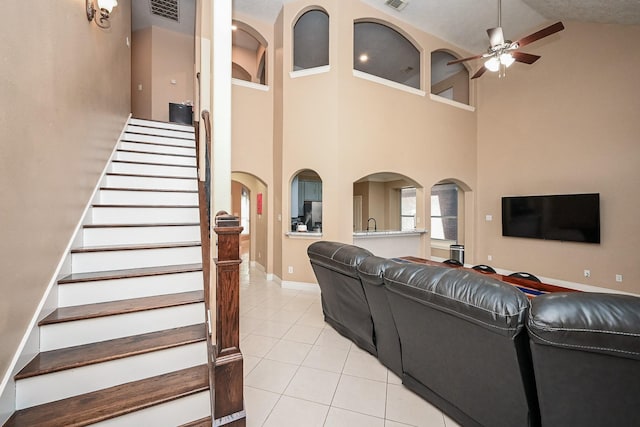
[315,326,352,350]
[264,339,312,365]
[237,260,452,427]
[244,358,299,394]
[283,366,340,405]
[250,320,292,339]
[332,375,387,418]
[243,355,261,377]
[343,346,388,382]
[302,345,349,373]
[240,334,280,358]
[324,407,385,427]
[263,395,328,427]
[244,386,280,427]
[282,324,323,344]
[443,413,462,427]
[385,421,415,427]
[386,383,446,427]
[387,370,403,385]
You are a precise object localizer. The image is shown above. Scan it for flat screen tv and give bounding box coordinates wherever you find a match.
[502,193,600,244]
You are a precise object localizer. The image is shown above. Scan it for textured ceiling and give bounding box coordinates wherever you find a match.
[232,0,640,53]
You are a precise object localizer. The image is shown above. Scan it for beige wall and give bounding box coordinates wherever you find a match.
[476,21,640,293]
[151,27,195,122]
[276,0,477,284]
[0,0,130,386]
[131,28,152,119]
[131,26,194,122]
[230,2,640,293]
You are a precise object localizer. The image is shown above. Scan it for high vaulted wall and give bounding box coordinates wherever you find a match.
[0,0,131,402]
[476,21,640,293]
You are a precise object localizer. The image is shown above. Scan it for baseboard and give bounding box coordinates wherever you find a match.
[0,114,132,421]
[280,280,321,293]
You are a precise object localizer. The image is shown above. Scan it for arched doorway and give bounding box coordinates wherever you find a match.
[231,172,268,274]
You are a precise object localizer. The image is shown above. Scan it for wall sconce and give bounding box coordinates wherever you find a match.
[86,0,118,29]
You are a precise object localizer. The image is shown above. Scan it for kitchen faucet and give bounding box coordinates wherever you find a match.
[366,217,377,231]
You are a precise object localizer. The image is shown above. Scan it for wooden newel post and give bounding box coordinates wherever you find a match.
[213,211,245,426]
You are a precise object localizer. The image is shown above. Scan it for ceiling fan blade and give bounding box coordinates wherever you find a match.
[447,54,483,65]
[487,27,504,47]
[512,51,541,64]
[471,67,487,79]
[516,21,565,48]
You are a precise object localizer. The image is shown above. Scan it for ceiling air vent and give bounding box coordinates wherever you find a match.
[385,0,409,11]
[150,0,179,22]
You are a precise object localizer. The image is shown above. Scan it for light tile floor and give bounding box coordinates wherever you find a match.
[238,257,462,427]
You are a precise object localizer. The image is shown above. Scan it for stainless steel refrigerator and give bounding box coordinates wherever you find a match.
[303,201,322,231]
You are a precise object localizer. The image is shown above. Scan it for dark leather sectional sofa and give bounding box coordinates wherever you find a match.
[307,241,640,427]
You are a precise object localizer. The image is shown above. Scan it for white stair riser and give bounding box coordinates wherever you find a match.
[91,390,211,427]
[119,141,195,156]
[128,118,194,133]
[83,225,200,246]
[92,206,199,225]
[109,162,197,178]
[59,272,203,307]
[40,303,205,351]
[121,133,195,148]
[104,175,197,191]
[15,342,207,409]
[99,190,198,206]
[125,125,195,140]
[115,151,196,166]
[71,246,202,274]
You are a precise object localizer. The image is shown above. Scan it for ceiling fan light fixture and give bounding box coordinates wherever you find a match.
[484,57,500,72]
[500,52,515,67]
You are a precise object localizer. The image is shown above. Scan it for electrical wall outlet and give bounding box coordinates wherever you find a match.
[288,266,294,274]
[616,274,623,283]
[584,270,590,278]
[487,255,492,261]
[486,215,493,221]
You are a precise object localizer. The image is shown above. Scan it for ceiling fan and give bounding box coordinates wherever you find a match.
[448,0,565,79]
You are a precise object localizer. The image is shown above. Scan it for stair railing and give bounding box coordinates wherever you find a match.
[195,109,215,416]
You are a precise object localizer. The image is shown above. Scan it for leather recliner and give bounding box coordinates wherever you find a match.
[357,256,403,376]
[307,241,376,354]
[384,262,539,427]
[527,292,640,427]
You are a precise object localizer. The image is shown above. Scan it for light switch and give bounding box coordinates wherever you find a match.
[170,79,177,85]
[137,84,142,91]
[486,215,493,221]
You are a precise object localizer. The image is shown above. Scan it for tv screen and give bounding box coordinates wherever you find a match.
[502,193,600,244]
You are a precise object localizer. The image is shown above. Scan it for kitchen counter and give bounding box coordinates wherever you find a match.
[353,229,427,258]
[352,229,427,238]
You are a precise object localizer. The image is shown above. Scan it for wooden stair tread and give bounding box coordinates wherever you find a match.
[58,263,202,284]
[92,204,198,208]
[121,139,195,149]
[16,324,207,380]
[106,171,196,180]
[123,132,195,141]
[39,290,204,325]
[100,186,198,193]
[117,149,196,159]
[83,222,200,229]
[129,118,195,129]
[70,241,201,253]
[5,364,209,427]
[180,417,212,427]
[110,160,196,169]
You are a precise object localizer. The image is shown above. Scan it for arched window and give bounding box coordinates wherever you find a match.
[293,9,329,71]
[430,50,469,105]
[291,170,323,232]
[354,21,420,89]
[232,23,268,84]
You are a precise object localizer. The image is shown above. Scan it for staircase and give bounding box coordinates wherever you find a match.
[5,118,212,426]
